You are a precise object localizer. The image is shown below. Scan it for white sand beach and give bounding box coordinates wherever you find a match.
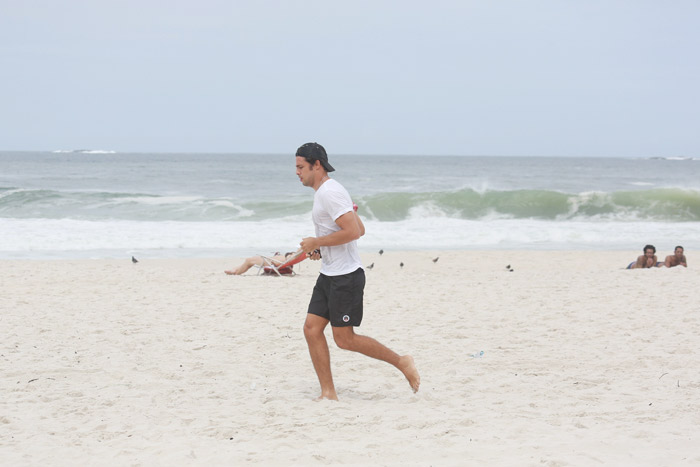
[2,251,699,466]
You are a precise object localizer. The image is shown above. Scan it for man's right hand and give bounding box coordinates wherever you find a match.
[308,249,321,261]
[300,236,320,255]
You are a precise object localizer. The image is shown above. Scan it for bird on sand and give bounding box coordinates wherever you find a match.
[379,249,384,255]
[432,257,439,263]
[400,262,404,268]
[132,256,139,263]
[367,263,374,270]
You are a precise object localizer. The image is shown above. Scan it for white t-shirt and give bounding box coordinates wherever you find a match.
[312,179,363,276]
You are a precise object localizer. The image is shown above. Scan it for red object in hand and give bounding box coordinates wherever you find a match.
[353,203,358,212]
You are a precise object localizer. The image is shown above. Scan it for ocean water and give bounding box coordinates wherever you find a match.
[1,151,699,259]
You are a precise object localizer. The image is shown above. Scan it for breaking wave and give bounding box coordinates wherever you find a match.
[2,187,699,222]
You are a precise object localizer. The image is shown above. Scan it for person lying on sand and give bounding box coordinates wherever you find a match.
[664,246,687,268]
[225,251,296,275]
[628,244,661,269]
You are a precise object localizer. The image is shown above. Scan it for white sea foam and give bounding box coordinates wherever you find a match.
[3,217,700,259]
[407,201,448,218]
[361,218,700,252]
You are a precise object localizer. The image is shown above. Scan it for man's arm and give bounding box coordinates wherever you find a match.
[300,211,360,254]
[355,212,365,237]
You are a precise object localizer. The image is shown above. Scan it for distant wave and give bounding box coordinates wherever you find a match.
[355,188,700,222]
[2,187,700,223]
[52,149,117,154]
[0,187,308,222]
[646,156,699,161]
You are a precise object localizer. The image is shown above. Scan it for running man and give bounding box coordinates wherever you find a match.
[295,142,420,400]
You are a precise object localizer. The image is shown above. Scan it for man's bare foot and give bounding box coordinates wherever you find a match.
[314,391,338,401]
[398,355,420,393]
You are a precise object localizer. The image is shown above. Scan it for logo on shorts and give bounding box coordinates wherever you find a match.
[342,315,350,323]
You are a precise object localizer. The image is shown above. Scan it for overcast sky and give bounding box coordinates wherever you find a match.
[2,0,699,156]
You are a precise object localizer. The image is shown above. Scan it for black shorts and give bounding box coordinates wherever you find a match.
[307,268,365,327]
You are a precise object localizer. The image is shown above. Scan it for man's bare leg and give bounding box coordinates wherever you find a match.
[225,256,263,275]
[303,314,338,400]
[332,327,420,393]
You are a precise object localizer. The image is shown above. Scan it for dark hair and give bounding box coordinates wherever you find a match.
[675,245,684,251]
[295,142,335,172]
[643,244,656,253]
[299,155,317,169]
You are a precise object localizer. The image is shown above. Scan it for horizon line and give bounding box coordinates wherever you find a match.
[0,149,685,159]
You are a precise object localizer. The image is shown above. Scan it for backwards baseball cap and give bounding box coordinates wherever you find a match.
[296,142,335,172]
